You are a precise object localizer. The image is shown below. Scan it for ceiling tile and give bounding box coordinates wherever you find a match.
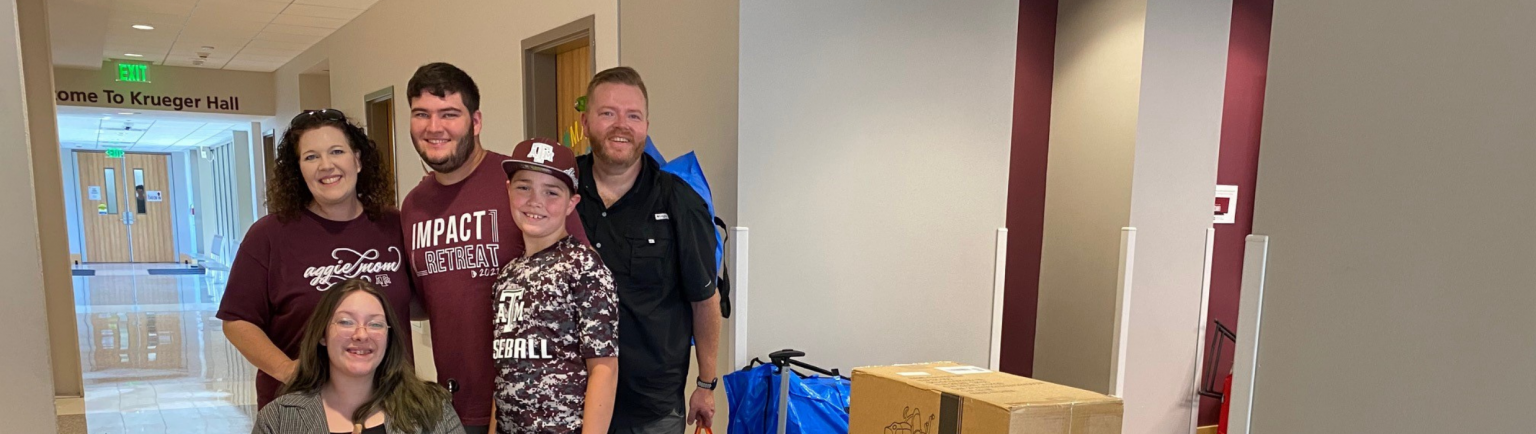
[81,0,375,72]
[57,116,102,129]
[149,120,208,129]
[222,61,283,72]
[179,124,236,146]
[163,57,232,69]
[104,52,166,63]
[58,128,100,143]
[260,23,332,36]
[281,4,361,20]
[179,26,265,41]
[112,0,198,16]
[103,30,180,46]
[186,8,277,24]
[195,0,292,15]
[292,0,376,9]
[234,46,301,57]
[169,37,248,53]
[244,38,311,51]
[269,13,347,28]
[102,43,173,55]
[230,51,295,61]
[98,119,148,131]
[106,11,187,28]
[254,31,323,44]
[226,55,288,64]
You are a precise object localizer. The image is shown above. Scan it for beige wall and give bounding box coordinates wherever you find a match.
[619,0,738,226]
[1033,0,1146,393]
[738,0,1018,370]
[53,63,275,116]
[298,73,330,111]
[0,0,62,431]
[1121,0,1229,431]
[1247,0,1536,431]
[20,0,80,399]
[270,0,621,198]
[619,0,739,430]
[1034,2,1229,432]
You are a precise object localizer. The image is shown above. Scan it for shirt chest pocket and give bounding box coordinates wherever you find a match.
[626,221,673,287]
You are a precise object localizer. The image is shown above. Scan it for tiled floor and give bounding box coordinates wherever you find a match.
[69,264,256,434]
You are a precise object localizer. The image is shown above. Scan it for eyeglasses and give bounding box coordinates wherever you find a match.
[291,108,347,124]
[332,317,389,334]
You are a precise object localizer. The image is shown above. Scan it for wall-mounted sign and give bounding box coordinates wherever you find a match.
[56,89,240,112]
[1215,185,1239,224]
[146,191,163,202]
[105,148,125,159]
[88,186,101,201]
[52,63,273,115]
[97,203,108,214]
[117,62,149,83]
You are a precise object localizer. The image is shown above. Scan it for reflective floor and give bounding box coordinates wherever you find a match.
[72,264,256,434]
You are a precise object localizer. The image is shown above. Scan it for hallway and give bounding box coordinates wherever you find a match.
[66,264,255,434]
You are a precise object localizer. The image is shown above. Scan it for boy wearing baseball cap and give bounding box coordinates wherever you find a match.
[490,139,619,434]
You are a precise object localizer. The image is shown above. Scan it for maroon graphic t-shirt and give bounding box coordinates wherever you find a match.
[400,150,588,427]
[215,209,413,410]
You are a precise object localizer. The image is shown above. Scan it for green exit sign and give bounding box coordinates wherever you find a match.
[105,148,124,158]
[117,63,149,83]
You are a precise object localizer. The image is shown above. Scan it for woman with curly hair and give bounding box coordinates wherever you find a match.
[252,279,462,434]
[218,109,415,411]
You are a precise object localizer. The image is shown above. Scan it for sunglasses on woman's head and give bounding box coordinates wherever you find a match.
[291,108,347,124]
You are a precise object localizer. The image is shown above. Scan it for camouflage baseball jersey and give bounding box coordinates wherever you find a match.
[492,235,619,434]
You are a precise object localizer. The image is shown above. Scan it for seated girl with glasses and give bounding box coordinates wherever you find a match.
[252,278,465,434]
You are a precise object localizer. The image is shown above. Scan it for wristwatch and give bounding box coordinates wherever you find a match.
[697,377,719,391]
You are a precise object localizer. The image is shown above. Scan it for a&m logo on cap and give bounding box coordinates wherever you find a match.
[529,142,556,164]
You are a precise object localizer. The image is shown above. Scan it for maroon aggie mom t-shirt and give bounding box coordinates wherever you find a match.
[215,209,413,409]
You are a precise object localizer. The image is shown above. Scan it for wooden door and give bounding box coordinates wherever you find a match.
[76,151,131,262]
[365,94,398,203]
[263,133,277,188]
[125,153,175,263]
[556,44,592,155]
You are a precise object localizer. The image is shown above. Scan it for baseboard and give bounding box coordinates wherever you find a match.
[55,396,84,416]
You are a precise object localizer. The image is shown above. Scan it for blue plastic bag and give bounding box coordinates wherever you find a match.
[724,363,851,434]
[644,137,725,275]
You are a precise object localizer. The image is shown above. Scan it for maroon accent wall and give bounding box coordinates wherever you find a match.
[1201,0,1274,425]
[999,0,1058,377]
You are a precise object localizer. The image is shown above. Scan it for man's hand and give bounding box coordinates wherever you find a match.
[688,386,716,427]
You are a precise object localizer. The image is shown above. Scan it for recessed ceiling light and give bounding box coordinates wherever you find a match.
[124,53,143,57]
[132,24,154,30]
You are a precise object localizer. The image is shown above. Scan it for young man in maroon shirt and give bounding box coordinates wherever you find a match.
[399,63,587,434]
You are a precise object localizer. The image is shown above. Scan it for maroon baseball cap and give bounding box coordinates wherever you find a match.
[503,138,579,192]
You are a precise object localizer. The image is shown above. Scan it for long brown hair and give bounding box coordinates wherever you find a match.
[267,109,396,222]
[280,279,448,432]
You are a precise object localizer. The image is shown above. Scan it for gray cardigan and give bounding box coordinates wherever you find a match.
[251,391,466,434]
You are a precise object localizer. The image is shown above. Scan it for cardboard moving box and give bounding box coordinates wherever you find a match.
[850,362,1122,434]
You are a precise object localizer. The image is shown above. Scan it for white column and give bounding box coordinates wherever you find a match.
[0,0,61,430]
[231,129,257,241]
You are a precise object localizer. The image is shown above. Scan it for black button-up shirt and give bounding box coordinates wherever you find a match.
[575,154,717,421]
